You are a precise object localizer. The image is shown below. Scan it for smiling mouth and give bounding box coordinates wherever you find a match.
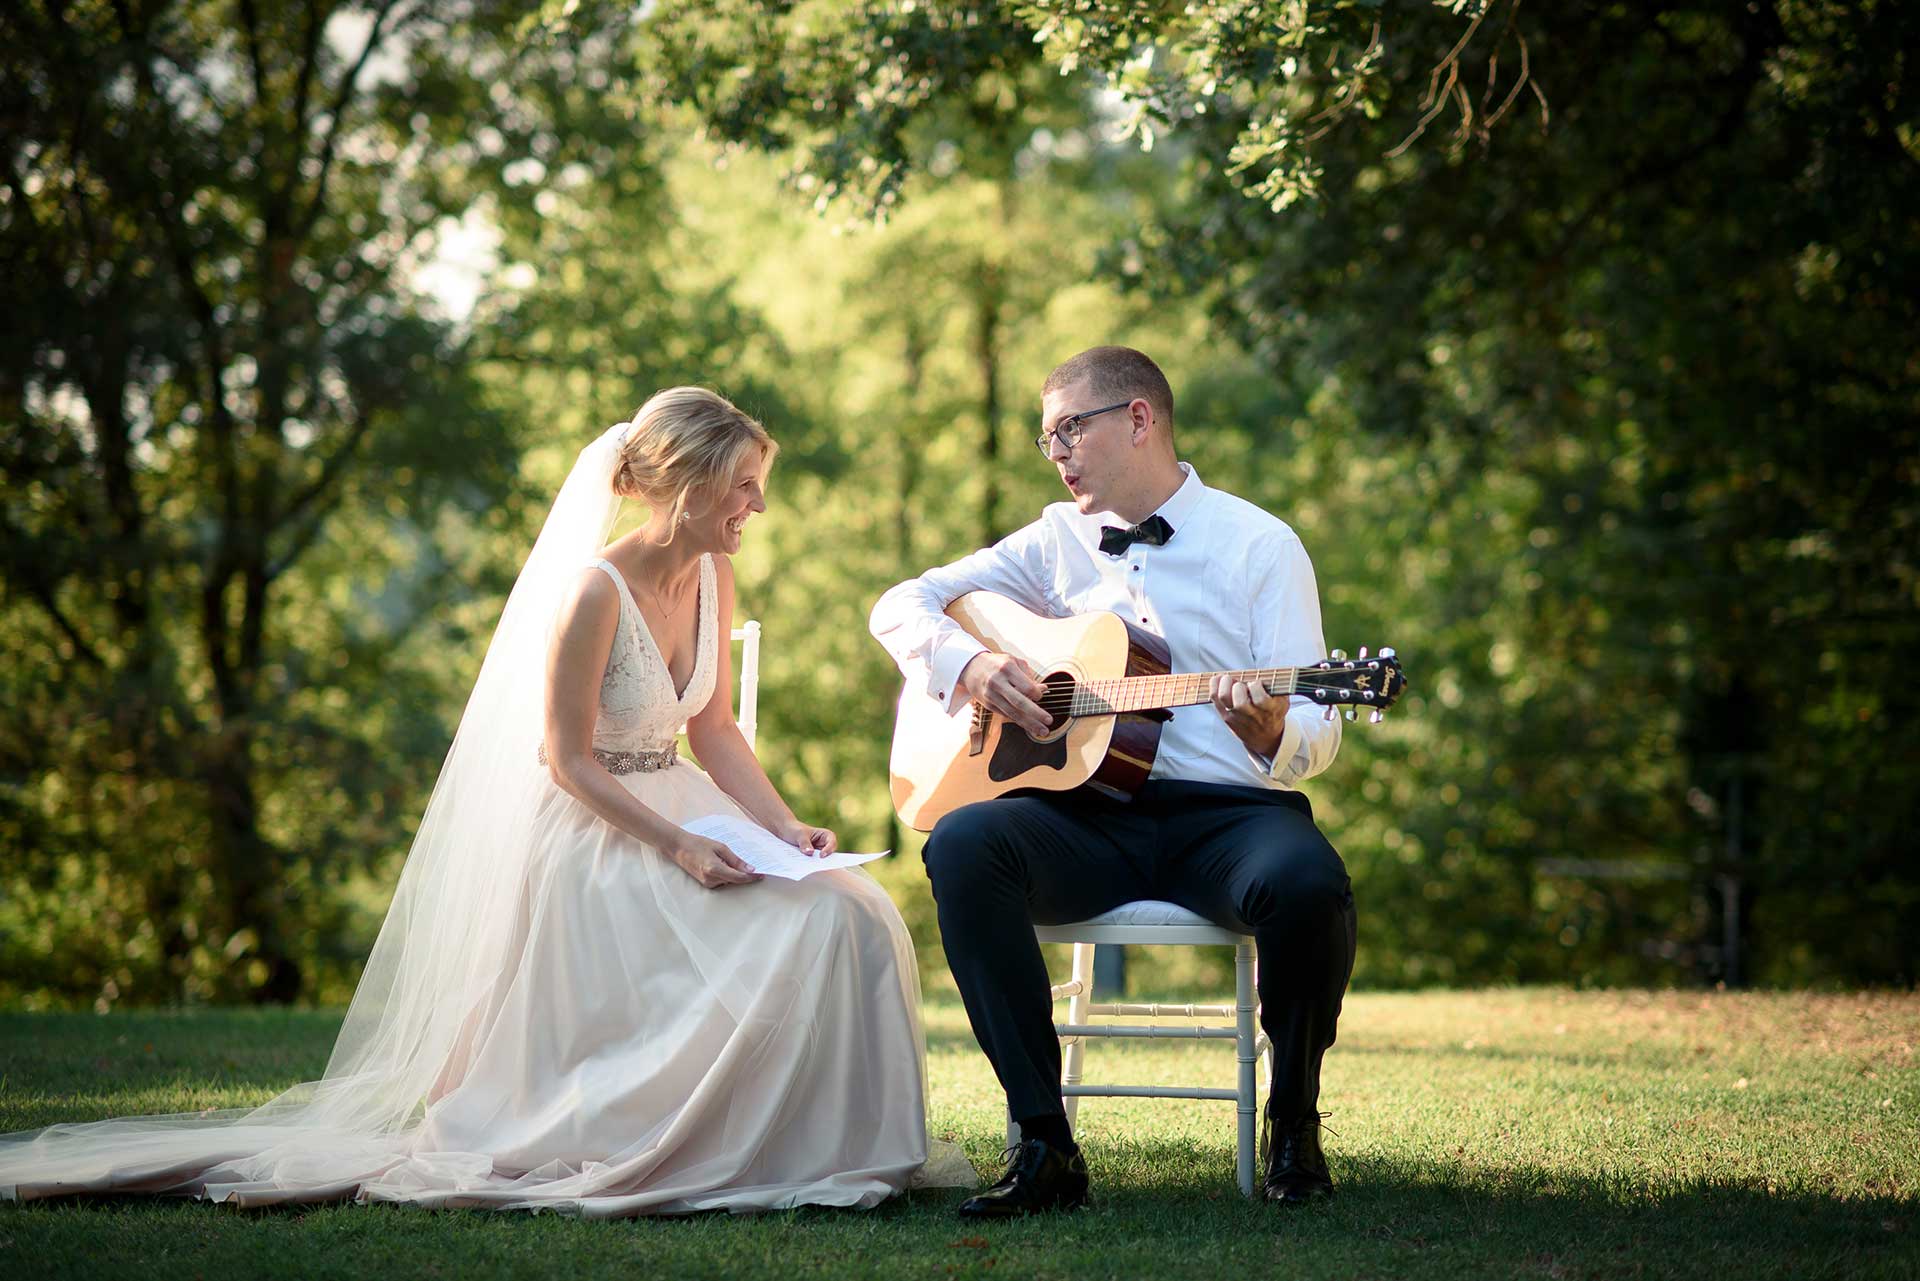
[726,515,748,535]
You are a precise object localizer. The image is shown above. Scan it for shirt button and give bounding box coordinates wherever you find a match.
[1131,565,1140,572]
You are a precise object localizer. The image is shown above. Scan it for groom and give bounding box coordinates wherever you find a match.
[870,346,1358,1214]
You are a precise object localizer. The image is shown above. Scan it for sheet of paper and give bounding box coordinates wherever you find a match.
[680,813,890,881]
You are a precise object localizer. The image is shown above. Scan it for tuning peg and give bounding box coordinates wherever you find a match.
[1344,708,1357,721]
[1330,648,1347,661]
[1324,706,1337,721]
[1358,646,1369,659]
[1380,647,1396,659]
[1369,710,1385,724]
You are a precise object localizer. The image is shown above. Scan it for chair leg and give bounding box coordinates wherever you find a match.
[1062,941,1093,1127]
[1235,940,1257,1197]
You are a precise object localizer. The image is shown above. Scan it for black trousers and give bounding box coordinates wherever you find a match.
[923,779,1357,1128]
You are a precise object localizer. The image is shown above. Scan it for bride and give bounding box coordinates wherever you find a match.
[1,387,970,1215]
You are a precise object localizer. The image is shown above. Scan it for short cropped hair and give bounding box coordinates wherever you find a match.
[1042,346,1174,431]
[614,386,776,532]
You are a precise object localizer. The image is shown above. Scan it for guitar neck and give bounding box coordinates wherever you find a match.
[1069,669,1300,717]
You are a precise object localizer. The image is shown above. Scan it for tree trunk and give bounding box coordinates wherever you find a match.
[204,720,302,1003]
[202,531,302,1002]
[889,318,930,860]
[971,262,1004,547]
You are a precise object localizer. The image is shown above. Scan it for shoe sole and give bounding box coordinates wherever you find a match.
[956,1192,1091,1219]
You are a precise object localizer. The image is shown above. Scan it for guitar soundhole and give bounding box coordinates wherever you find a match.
[1036,671,1075,738]
[985,671,1076,781]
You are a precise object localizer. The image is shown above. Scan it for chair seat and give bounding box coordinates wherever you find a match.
[1034,899,1249,946]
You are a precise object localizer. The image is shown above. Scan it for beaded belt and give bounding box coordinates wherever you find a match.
[535,742,678,774]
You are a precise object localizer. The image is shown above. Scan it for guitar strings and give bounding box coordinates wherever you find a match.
[1026,673,1390,702]
[1021,670,1397,714]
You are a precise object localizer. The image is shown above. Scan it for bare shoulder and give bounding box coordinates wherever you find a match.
[557,565,622,633]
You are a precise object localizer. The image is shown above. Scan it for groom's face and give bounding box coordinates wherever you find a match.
[1041,378,1131,518]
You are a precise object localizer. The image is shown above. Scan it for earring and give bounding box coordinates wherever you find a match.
[679,512,692,524]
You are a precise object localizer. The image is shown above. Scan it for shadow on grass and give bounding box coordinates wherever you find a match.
[0,1011,341,1109]
[1062,1137,1917,1276]
[3,1138,1911,1281]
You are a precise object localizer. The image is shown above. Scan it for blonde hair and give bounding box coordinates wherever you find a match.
[613,387,776,535]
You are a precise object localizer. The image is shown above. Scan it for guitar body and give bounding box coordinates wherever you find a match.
[889,592,1172,833]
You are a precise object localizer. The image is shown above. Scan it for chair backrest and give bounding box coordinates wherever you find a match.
[731,621,761,750]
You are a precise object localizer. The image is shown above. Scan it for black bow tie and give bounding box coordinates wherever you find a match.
[1098,514,1175,557]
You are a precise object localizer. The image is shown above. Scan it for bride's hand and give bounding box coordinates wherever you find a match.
[775,820,838,858]
[666,832,762,889]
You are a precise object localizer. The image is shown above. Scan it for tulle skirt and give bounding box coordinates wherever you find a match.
[1,759,971,1215]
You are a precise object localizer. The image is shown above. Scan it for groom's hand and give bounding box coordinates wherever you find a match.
[1210,673,1287,759]
[960,652,1053,738]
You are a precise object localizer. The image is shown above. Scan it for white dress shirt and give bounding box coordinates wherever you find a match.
[869,463,1341,791]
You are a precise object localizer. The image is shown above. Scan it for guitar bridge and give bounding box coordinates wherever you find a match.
[969,706,990,757]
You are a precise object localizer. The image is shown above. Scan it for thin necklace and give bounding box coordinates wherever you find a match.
[635,554,698,617]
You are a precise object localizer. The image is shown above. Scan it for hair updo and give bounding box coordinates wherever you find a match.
[613,387,776,535]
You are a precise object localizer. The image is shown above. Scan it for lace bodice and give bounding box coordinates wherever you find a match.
[588,555,718,753]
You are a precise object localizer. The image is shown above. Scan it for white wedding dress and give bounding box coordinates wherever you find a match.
[1,544,970,1215]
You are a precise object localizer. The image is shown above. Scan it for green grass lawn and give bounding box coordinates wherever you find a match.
[2,990,1915,1279]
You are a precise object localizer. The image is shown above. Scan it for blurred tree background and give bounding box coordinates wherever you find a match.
[3,1,1914,1008]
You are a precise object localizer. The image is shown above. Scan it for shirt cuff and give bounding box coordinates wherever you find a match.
[928,633,989,714]
[1251,715,1307,785]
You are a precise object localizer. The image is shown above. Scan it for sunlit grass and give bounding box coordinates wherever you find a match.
[3,991,1916,1279]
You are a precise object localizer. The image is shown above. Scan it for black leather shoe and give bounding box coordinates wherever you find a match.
[956,1138,1090,1218]
[1261,1110,1334,1204]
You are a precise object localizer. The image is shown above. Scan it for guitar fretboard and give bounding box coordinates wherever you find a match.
[1069,668,1301,717]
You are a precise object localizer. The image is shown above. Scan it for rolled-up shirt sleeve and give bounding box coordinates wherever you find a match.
[1247,530,1341,786]
[870,521,1056,712]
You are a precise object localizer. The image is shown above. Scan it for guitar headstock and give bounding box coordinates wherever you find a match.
[1300,648,1407,723]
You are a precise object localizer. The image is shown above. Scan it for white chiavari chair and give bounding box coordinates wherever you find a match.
[1019,905,1268,1196]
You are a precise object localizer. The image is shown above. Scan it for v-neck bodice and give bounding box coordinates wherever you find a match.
[587,555,718,752]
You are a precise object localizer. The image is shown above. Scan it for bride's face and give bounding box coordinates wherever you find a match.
[684,450,768,555]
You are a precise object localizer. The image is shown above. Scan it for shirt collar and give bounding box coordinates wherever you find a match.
[1077,462,1208,537]
[1151,462,1206,532]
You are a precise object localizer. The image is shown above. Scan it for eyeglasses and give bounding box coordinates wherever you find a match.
[1035,401,1132,457]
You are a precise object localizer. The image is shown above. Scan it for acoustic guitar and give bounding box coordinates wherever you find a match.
[888,591,1406,832]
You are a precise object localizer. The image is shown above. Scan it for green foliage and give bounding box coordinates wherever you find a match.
[652,1,1920,988]
[1124,1,1920,986]
[5,1,1915,1006]
[643,0,1051,221]
[0,0,693,1006]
